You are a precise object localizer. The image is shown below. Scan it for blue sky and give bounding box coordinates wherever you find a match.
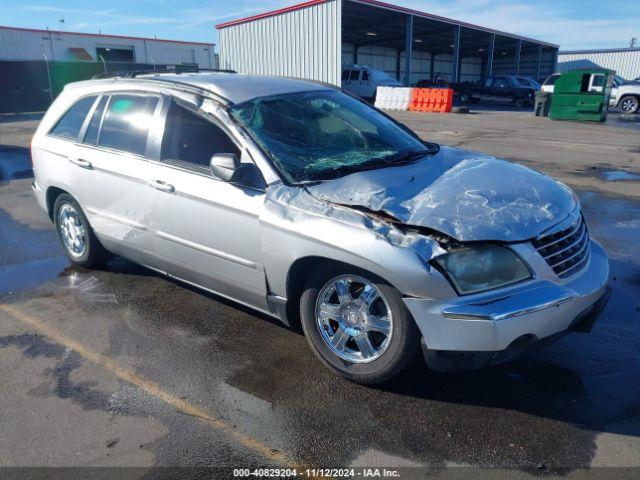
[0,0,637,50]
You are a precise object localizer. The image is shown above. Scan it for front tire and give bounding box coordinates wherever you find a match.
[514,96,525,108]
[459,92,471,103]
[53,194,110,268]
[619,95,639,114]
[300,264,420,385]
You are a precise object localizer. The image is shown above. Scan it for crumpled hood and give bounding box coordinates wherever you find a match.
[306,146,577,242]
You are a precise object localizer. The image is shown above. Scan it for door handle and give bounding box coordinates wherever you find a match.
[150,180,175,193]
[68,157,92,169]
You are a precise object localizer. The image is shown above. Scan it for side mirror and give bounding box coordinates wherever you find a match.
[210,153,240,181]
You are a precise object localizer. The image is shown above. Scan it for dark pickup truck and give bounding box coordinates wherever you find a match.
[452,75,537,107]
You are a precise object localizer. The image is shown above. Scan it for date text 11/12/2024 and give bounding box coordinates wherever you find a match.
[233,468,401,477]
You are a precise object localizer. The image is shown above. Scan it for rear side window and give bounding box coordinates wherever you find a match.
[349,70,360,81]
[161,101,239,168]
[99,94,158,156]
[544,74,560,86]
[342,70,350,81]
[83,96,108,145]
[50,96,97,140]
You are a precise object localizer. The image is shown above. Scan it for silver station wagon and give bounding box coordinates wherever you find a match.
[32,72,610,384]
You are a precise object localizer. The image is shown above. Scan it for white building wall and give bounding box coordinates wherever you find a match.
[460,57,482,83]
[0,27,214,67]
[400,50,430,85]
[433,54,453,82]
[342,44,442,85]
[558,49,640,80]
[518,50,539,78]
[492,54,517,75]
[342,43,355,66]
[218,0,342,85]
[359,45,399,78]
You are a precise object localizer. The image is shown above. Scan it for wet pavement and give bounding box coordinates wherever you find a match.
[1,111,639,477]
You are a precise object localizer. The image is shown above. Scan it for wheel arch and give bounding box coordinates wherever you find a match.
[284,256,392,332]
[46,186,69,221]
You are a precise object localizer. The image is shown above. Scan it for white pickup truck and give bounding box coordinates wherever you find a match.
[342,65,402,100]
[542,73,640,113]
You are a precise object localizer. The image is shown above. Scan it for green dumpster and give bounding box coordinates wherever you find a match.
[550,69,613,122]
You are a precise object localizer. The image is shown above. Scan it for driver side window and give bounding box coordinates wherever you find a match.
[161,100,239,172]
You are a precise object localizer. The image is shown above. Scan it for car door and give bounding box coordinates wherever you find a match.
[44,93,100,200]
[70,91,168,267]
[148,98,268,309]
[348,69,364,97]
[360,69,377,98]
[492,78,510,103]
[342,69,351,90]
[481,78,494,102]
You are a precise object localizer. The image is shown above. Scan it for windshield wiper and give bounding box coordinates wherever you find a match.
[379,148,433,165]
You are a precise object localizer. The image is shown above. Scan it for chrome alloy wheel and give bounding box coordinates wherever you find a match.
[620,97,639,113]
[58,204,87,259]
[315,275,393,364]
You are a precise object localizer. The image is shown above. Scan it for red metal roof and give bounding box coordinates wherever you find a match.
[215,0,558,48]
[0,25,214,47]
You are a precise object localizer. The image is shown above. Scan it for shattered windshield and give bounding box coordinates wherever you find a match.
[229,90,433,183]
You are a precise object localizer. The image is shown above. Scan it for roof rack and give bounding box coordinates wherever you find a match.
[93,66,236,79]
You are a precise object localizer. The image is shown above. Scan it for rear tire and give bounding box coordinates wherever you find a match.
[300,263,420,385]
[53,194,110,268]
[459,92,471,103]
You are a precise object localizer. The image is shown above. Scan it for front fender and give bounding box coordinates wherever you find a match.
[260,186,456,301]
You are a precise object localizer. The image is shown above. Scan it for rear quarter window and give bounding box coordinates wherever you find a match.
[49,96,97,140]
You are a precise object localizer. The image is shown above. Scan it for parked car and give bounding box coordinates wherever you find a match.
[543,73,640,113]
[342,65,402,100]
[453,75,536,107]
[416,75,449,88]
[516,76,541,90]
[32,72,610,384]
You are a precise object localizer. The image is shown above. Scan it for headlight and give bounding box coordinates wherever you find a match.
[433,246,531,295]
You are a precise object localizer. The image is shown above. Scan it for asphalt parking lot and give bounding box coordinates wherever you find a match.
[1,108,639,478]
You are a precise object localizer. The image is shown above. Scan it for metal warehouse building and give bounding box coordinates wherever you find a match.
[558,48,640,81]
[217,0,558,87]
[0,26,215,67]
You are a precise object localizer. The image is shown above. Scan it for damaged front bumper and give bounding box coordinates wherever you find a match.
[403,239,610,372]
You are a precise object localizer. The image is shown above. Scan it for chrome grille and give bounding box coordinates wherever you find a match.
[533,215,590,278]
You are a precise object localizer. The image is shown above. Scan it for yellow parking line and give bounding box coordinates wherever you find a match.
[0,303,292,467]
